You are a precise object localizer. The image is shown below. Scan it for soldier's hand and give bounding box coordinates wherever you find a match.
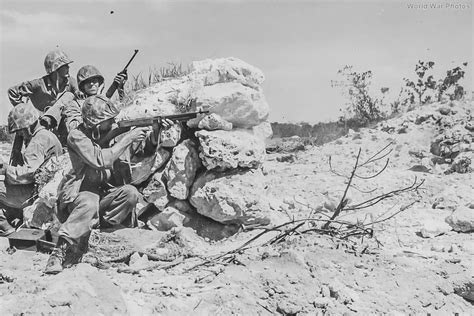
[114,72,128,87]
[127,127,148,143]
[161,118,174,129]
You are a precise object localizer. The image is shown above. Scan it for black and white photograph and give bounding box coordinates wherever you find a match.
[0,0,472,314]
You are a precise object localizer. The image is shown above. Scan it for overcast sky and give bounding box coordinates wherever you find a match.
[0,0,472,125]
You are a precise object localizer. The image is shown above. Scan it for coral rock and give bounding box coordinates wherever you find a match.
[164,139,201,199]
[196,129,265,170]
[190,169,277,225]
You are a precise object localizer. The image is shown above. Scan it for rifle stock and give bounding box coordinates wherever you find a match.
[9,134,24,166]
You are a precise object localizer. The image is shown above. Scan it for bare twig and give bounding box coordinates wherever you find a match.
[323,148,361,229]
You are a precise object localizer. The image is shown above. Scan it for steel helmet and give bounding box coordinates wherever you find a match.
[82,95,120,128]
[8,102,40,133]
[44,50,73,74]
[77,65,105,92]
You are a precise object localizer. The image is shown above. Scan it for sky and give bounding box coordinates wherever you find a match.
[0,0,472,125]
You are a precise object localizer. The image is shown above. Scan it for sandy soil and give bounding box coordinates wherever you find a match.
[1,100,473,315]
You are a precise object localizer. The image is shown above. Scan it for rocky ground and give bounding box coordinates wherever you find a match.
[1,81,473,313]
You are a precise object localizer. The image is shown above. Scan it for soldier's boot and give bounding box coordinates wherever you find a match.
[44,237,72,274]
[0,217,15,237]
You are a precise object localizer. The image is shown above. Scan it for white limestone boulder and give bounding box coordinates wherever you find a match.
[419,219,452,238]
[251,121,273,141]
[116,77,202,121]
[194,82,269,128]
[142,172,169,211]
[116,57,269,130]
[160,123,182,147]
[189,169,274,225]
[190,57,265,89]
[147,207,186,231]
[198,113,233,131]
[445,205,474,232]
[196,129,266,170]
[164,139,202,200]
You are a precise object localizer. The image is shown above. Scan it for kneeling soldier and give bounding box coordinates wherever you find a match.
[44,95,170,274]
[0,103,62,236]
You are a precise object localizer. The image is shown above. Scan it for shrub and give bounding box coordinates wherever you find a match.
[331,65,385,125]
[436,62,468,101]
[403,60,436,105]
[402,61,468,106]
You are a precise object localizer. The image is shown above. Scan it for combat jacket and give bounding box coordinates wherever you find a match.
[5,124,62,185]
[58,125,156,207]
[42,92,83,145]
[8,76,80,124]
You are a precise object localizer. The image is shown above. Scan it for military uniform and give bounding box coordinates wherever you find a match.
[0,106,62,235]
[55,95,149,246]
[8,49,80,127]
[7,50,78,164]
[56,125,142,244]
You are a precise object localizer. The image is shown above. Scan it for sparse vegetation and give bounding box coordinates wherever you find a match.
[125,62,192,93]
[271,119,367,146]
[402,60,468,106]
[331,65,386,125]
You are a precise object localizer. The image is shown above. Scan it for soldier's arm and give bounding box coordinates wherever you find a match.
[7,80,38,106]
[42,92,76,129]
[68,77,83,100]
[62,99,83,133]
[67,128,147,170]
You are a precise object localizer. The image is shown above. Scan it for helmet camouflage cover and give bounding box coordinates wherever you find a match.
[44,50,73,74]
[82,95,120,128]
[8,102,40,133]
[77,65,105,92]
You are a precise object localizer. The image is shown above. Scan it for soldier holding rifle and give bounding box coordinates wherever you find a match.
[42,50,137,145]
[44,95,173,274]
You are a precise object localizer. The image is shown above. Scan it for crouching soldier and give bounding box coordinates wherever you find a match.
[44,95,170,274]
[0,103,62,236]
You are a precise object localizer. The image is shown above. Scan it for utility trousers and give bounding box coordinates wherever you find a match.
[57,184,140,244]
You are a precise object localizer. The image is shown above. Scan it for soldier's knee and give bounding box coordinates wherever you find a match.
[121,185,140,205]
[73,192,99,213]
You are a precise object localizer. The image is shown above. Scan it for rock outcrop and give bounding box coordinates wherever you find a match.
[196,129,265,170]
[190,169,272,225]
[22,57,280,232]
[164,139,201,200]
[445,205,474,232]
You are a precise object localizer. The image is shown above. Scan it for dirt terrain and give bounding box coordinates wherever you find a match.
[1,100,473,315]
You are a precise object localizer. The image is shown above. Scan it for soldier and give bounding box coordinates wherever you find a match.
[7,50,79,163]
[0,103,62,236]
[8,49,80,131]
[44,95,170,274]
[45,65,127,145]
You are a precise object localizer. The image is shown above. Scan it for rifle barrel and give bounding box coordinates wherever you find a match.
[123,49,139,71]
[117,110,209,128]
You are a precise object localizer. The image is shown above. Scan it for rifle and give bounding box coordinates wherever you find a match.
[9,134,24,166]
[98,109,209,147]
[105,49,139,99]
